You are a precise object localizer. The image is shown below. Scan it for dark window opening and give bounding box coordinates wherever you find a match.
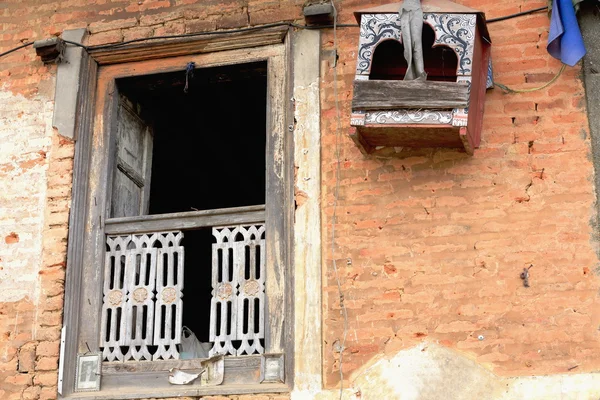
[369,24,458,82]
[113,61,267,349]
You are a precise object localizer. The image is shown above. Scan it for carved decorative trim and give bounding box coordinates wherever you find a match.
[365,110,454,125]
[356,14,403,75]
[355,13,476,76]
[351,111,366,126]
[425,13,476,76]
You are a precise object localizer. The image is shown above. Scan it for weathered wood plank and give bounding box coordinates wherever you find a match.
[352,79,469,110]
[111,96,153,218]
[105,205,266,234]
[85,381,286,400]
[60,50,98,398]
[90,27,288,65]
[264,45,287,356]
[357,125,463,148]
[102,355,263,389]
[79,75,120,363]
[290,28,321,391]
[283,28,296,389]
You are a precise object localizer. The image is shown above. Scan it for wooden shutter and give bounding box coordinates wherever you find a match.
[111,95,153,218]
[100,231,184,362]
[209,224,266,357]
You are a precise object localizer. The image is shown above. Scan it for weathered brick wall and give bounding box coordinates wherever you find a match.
[320,0,600,389]
[1,0,599,399]
[0,2,302,399]
[0,65,62,399]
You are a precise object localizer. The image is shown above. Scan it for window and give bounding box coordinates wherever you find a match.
[101,61,269,363]
[61,33,293,398]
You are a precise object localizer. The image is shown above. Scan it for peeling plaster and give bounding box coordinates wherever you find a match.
[293,28,323,393]
[292,343,600,399]
[0,86,53,306]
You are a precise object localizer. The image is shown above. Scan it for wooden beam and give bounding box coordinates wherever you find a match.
[89,27,288,65]
[60,49,98,398]
[76,383,288,399]
[352,79,469,110]
[264,45,287,357]
[103,356,227,374]
[104,205,266,234]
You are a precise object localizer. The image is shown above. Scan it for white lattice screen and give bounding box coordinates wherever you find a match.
[209,224,266,356]
[100,231,184,362]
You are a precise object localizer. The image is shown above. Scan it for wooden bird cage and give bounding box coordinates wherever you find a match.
[350,0,492,155]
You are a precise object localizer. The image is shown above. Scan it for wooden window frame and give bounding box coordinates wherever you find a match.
[60,27,294,399]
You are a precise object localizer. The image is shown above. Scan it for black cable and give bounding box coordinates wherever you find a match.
[0,41,33,59]
[62,39,89,51]
[0,6,551,59]
[291,22,358,29]
[63,6,554,52]
[487,5,548,23]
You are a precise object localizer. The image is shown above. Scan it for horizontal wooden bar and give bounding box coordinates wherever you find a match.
[73,383,288,399]
[103,358,202,374]
[352,79,469,110]
[105,205,266,235]
[90,26,288,65]
[93,356,284,399]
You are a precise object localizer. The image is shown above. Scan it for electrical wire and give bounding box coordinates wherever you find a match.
[494,63,566,93]
[329,1,349,399]
[62,39,89,50]
[487,5,548,23]
[0,41,33,59]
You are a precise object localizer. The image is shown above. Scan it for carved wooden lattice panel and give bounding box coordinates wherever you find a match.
[153,232,184,360]
[209,225,265,356]
[100,231,184,362]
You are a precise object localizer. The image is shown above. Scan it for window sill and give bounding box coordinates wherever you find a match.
[62,355,287,399]
[64,383,289,400]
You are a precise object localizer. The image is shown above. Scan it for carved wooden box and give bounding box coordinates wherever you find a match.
[350,0,491,155]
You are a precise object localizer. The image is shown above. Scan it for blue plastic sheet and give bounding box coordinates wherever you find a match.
[547,0,586,66]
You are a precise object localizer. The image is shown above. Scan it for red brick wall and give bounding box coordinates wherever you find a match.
[320,0,600,388]
[1,0,599,398]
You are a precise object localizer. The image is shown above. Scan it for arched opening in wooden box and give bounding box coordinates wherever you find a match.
[369,24,458,82]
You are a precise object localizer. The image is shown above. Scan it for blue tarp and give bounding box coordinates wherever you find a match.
[547,0,587,66]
